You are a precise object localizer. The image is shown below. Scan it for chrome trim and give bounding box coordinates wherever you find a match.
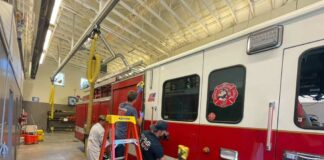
[266,101,276,151]
[220,148,238,160]
[284,151,324,160]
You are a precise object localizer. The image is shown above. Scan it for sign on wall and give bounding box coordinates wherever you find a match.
[32,97,39,102]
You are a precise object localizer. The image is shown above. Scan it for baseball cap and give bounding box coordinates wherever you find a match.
[151,120,168,131]
[98,115,106,121]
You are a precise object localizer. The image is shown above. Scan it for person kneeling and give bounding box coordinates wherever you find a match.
[140,120,169,160]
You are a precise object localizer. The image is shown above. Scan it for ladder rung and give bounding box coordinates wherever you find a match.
[106,157,124,160]
[106,115,137,124]
[114,139,139,146]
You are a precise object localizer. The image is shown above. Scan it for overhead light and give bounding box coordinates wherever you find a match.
[43,30,52,51]
[39,52,45,64]
[28,61,32,76]
[50,0,62,25]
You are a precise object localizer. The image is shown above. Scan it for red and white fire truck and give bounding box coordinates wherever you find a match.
[76,2,324,159]
[75,75,144,143]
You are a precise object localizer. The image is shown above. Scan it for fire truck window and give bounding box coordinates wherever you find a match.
[162,75,200,122]
[206,66,245,123]
[295,47,324,130]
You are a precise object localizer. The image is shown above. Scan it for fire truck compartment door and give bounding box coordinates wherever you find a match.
[277,40,324,159]
[198,38,282,160]
[157,53,203,159]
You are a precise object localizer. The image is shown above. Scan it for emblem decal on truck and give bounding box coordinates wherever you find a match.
[208,112,216,121]
[212,82,238,108]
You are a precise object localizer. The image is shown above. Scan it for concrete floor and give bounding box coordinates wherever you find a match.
[17,132,86,160]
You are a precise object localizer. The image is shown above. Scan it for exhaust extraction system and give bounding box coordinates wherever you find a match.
[50,0,122,82]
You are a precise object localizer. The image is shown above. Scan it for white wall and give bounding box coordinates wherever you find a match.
[23,60,87,104]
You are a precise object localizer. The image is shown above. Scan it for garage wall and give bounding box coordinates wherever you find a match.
[23,60,87,104]
[23,60,88,130]
[23,101,75,130]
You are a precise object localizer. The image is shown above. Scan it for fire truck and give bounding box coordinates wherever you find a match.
[75,75,144,143]
[76,2,324,159]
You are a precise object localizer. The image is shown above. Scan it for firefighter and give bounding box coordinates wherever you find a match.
[86,115,107,160]
[140,120,169,160]
[115,90,144,158]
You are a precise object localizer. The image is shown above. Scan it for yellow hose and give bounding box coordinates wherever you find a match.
[48,84,55,120]
[85,33,101,134]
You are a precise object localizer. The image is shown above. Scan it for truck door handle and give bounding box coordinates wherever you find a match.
[220,148,238,160]
[266,101,276,151]
[284,151,324,160]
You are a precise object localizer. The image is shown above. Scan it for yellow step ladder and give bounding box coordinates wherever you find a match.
[99,115,143,160]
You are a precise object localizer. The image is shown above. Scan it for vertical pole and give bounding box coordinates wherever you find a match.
[85,82,95,133]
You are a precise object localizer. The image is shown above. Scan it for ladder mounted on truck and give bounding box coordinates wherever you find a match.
[99,115,142,160]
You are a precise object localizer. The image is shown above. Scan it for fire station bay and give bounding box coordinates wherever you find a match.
[2,0,324,160]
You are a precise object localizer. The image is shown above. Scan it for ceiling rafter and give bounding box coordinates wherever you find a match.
[247,0,255,17]
[101,26,159,59]
[224,0,238,24]
[201,0,223,30]
[59,6,160,60]
[179,0,210,35]
[46,56,87,70]
[136,0,176,33]
[104,17,169,56]
[135,0,190,45]
[51,30,109,57]
[160,0,200,40]
[102,29,157,58]
[113,4,179,47]
[117,2,172,55]
[104,36,150,62]
[52,27,146,69]
[49,38,105,61]
[119,1,169,40]
[62,2,169,57]
[112,9,166,46]
[48,44,128,69]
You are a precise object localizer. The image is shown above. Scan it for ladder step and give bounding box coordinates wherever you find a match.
[114,139,139,146]
[106,115,136,124]
[105,156,124,160]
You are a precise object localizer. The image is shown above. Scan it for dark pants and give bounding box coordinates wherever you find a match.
[115,144,125,158]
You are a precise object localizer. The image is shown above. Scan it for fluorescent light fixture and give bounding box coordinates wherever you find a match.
[50,0,62,25]
[28,61,32,76]
[43,30,52,51]
[39,52,45,64]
